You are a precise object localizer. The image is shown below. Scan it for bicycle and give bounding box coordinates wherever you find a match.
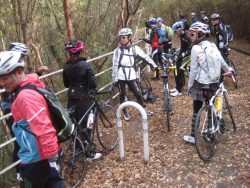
[59,87,118,187]
[194,72,236,162]
[160,61,173,132]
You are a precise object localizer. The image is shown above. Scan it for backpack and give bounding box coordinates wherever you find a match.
[225,25,233,43]
[13,84,75,143]
[157,27,168,44]
[199,42,225,82]
[165,26,174,41]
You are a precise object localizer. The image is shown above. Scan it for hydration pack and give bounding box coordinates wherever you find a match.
[157,27,168,44]
[13,84,75,143]
[225,25,233,43]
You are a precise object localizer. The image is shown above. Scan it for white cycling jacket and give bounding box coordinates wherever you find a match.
[112,45,157,82]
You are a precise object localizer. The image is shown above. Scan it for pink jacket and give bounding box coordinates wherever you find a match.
[12,73,60,164]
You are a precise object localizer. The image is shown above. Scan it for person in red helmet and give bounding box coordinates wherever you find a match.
[63,39,102,160]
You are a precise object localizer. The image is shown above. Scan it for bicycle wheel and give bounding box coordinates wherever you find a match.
[59,135,86,188]
[228,60,238,89]
[223,91,236,132]
[163,89,171,132]
[96,104,118,151]
[194,105,218,161]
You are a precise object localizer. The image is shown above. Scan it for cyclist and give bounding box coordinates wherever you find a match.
[0,51,64,188]
[170,21,192,97]
[157,17,172,53]
[142,17,163,80]
[179,13,190,31]
[112,27,158,120]
[200,10,209,24]
[190,12,199,23]
[184,22,231,144]
[210,13,229,60]
[0,42,48,182]
[63,39,102,160]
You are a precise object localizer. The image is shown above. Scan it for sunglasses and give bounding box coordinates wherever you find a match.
[120,36,128,39]
[211,19,218,21]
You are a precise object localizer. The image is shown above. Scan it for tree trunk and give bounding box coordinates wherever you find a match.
[63,0,74,40]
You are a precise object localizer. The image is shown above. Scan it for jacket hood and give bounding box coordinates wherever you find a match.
[19,73,45,88]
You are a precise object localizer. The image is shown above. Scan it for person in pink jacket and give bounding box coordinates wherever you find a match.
[0,51,64,188]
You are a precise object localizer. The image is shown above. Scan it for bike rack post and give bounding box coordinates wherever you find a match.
[116,101,149,162]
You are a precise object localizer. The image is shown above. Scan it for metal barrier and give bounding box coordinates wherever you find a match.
[116,101,149,162]
[0,40,144,176]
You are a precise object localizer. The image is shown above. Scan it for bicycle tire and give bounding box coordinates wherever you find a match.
[223,91,236,132]
[228,60,238,89]
[163,89,171,132]
[59,135,86,188]
[194,105,218,161]
[96,104,118,151]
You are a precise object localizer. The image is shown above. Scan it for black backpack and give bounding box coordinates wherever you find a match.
[13,84,75,143]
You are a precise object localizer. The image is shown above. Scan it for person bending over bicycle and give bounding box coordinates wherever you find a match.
[210,13,230,61]
[184,22,231,144]
[0,51,65,188]
[112,28,158,121]
[170,21,192,97]
[63,39,102,160]
[142,17,163,80]
[157,17,172,53]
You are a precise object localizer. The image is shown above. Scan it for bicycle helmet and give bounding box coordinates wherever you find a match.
[200,10,206,15]
[211,13,220,19]
[8,42,29,56]
[148,17,157,26]
[118,28,132,36]
[65,40,85,54]
[157,17,164,23]
[191,12,196,16]
[172,21,184,32]
[189,22,210,35]
[0,51,24,76]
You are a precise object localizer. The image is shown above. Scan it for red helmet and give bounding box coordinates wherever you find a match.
[65,40,85,54]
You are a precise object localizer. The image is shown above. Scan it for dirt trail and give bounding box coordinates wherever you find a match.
[80,42,250,187]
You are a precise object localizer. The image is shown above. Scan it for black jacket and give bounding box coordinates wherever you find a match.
[63,58,97,99]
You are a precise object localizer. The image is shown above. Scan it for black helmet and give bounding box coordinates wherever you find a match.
[211,13,220,19]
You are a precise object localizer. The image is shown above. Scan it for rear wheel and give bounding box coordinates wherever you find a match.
[163,89,171,132]
[194,105,218,161]
[96,104,118,151]
[223,91,236,132]
[59,135,86,188]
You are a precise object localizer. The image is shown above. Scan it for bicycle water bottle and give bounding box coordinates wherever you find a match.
[215,96,223,111]
[87,110,94,129]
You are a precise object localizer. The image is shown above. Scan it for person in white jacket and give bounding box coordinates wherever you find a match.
[184,22,231,144]
[112,28,158,121]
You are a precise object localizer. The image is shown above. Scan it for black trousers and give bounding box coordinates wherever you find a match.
[174,56,185,93]
[152,48,163,79]
[118,80,144,114]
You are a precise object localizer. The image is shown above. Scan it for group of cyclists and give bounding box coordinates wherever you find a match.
[0,8,234,187]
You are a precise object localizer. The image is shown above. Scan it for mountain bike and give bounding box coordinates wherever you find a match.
[194,73,236,162]
[160,62,173,132]
[59,87,118,187]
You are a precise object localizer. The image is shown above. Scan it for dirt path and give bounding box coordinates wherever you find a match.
[80,43,250,187]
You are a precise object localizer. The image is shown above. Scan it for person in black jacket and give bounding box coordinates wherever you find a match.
[63,39,102,160]
[171,21,192,97]
[210,13,229,60]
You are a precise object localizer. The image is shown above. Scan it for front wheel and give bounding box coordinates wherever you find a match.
[228,60,238,89]
[194,105,218,161]
[163,89,171,132]
[96,104,118,151]
[223,91,236,132]
[59,135,86,188]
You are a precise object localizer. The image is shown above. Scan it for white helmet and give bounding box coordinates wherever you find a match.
[0,51,24,76]
[189,22,210,35]
[8,42,29,56]
[118,28,132,36]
